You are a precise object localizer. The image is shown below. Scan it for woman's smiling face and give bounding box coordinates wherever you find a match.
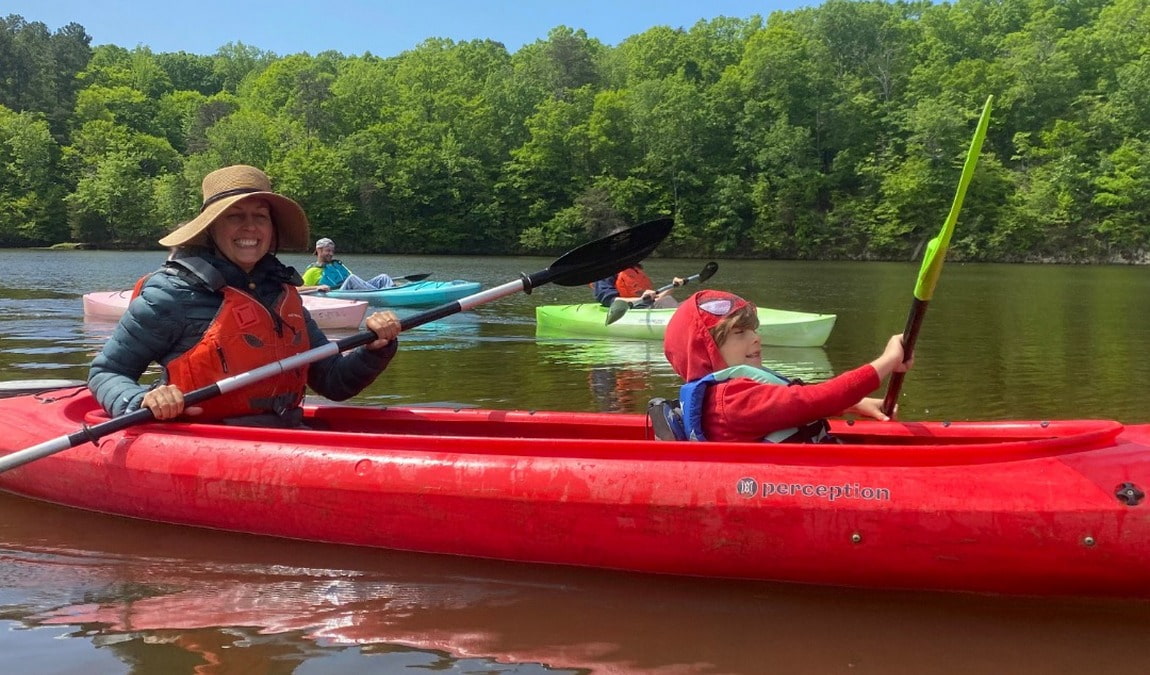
[210,198,274,272]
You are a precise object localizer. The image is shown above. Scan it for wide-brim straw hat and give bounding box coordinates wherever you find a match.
[159,165,310,250]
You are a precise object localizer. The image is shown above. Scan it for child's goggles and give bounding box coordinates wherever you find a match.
[699,298,736,316]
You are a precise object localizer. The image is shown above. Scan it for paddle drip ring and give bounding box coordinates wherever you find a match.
[79,423,102,447]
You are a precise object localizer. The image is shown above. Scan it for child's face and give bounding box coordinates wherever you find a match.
[718,323,761,368]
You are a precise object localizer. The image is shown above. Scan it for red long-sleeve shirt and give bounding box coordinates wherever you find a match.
[703,364,879,443]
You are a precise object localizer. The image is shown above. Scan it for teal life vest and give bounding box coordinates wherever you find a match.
[678,365,835,443]
[306,260,352,288]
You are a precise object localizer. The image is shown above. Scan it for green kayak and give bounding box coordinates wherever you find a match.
[535,303,836,347]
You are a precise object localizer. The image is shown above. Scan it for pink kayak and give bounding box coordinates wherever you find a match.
[82,290,369,330]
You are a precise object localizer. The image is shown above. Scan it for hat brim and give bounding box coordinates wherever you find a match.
[159,192,310,251]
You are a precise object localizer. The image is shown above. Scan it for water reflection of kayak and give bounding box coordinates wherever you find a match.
[537,338,834,382]
[4,477,1148,675]
[537,337,670,368]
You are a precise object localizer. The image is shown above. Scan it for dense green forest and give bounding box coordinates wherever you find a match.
[1,0,1147,261]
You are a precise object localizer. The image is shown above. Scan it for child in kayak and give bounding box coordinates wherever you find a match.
[661,290,911,443]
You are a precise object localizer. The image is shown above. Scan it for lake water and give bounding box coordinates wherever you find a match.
[1,248,1148,673]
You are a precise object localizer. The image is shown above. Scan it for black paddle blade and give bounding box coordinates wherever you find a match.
[397,273,432,282]
[698,261,719,283]
[533,217,673,288]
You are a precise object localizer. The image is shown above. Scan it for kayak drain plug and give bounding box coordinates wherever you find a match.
[1115,482,1145,506]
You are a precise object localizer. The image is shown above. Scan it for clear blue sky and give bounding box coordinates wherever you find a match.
[7,0,817,57]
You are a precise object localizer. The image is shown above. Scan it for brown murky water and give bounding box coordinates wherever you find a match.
[1,249,1148,673]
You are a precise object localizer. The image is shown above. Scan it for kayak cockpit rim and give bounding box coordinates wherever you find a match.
[67,401,1129,468]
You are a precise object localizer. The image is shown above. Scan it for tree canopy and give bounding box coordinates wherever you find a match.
[1,1,1147,262]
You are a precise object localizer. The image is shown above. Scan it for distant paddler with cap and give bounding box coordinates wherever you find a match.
[300,237,394,292]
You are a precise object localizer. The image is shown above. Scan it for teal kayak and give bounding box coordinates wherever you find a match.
[535,303,836,347]
[323,280,482,307]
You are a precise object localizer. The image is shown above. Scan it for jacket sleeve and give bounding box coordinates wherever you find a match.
[712,365,881,442]
[300,266,320,286]
[303,317,397,401]
[592,276,620,306]
[88,283,190,417]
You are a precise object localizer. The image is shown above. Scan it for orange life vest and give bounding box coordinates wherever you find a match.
[164,284,309,422]
[614,266,655,298]
[131,274,148,298]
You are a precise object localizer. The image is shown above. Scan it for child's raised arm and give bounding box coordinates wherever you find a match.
[869,334,913,380]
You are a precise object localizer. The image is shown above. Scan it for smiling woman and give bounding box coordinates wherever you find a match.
[87,164,405,428]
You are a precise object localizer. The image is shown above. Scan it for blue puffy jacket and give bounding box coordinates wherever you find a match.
[88,248,396,419]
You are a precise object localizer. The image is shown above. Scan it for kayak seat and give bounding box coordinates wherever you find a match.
[648,397,687,441]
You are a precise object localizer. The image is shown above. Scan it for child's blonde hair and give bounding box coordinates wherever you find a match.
[709,304,759,347]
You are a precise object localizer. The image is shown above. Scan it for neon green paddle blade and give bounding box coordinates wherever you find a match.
[913,95,994,301]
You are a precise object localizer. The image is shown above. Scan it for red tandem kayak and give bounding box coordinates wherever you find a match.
[1,383,1148,599]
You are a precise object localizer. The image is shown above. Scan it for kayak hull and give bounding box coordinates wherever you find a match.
[83,290,369,330]
[1,388,1149,599]
[323,280,482,307]
[536,303,837,346]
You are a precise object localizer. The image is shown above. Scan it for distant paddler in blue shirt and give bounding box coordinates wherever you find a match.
[299,237,394,292]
